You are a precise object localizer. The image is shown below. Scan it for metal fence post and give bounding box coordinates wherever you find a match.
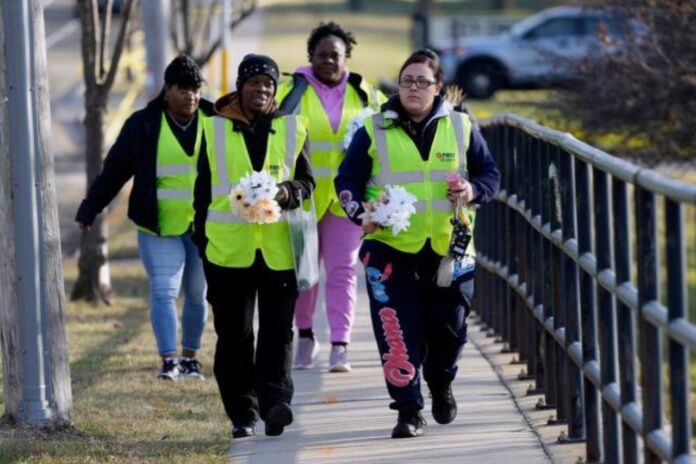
[593,168,620,462]
[612,178,639,463]
[665,198,690,462]
[575,159,601,462]
[560,148,584,442]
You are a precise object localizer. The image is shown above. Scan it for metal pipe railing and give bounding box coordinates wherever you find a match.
[476,114,695,463]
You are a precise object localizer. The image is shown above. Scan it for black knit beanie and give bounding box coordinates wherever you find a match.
[236,54,279,94]
[164,54,204,88]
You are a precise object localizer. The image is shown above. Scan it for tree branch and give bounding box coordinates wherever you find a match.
[79,0,99,89]
[103,0,138,92]
[98,0,113,82]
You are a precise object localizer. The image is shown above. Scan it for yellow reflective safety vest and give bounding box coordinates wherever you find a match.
[146,110,203,236]
[201,115,307,270]
[363,109,475,256]
[276,78,384,220]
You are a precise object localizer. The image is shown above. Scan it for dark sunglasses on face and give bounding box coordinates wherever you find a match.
[399,77,436,89]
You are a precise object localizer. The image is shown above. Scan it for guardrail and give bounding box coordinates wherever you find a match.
[474,114,695,463]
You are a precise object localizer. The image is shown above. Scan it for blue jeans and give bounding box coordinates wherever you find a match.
[138,231,208,356]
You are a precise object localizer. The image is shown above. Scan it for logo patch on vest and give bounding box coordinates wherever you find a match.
[436,152,456,162]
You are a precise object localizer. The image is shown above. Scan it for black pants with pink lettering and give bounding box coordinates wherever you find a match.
[359,239,474,411]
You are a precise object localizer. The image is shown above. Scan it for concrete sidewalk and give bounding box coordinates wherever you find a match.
[227,276,555,464]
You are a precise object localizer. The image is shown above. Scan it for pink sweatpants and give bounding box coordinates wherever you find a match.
[294,212,362,343]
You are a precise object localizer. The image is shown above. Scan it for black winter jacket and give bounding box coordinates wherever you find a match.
[74,92,216,235]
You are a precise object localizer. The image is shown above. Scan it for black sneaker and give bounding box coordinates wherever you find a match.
[157,358,180,381]
[265,402,293,437]
[430,383,457,424]
[391,409,426,438]
[232,420,256,439]
[179,358,205,380]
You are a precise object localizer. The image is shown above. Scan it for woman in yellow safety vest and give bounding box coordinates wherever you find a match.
[192,54,314,439]
[276,22,385,373]
[334,49,500,439]
[76,54,213,382]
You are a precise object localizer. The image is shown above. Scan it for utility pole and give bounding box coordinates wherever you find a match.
[0,0,72,424]
[221,0,231,94]
[141,0,171,98]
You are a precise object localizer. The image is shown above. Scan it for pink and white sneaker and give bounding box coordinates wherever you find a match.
[294,337,319,369]
[329,345,351,373]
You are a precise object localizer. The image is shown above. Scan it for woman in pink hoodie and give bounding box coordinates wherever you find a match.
[277,22,385,372]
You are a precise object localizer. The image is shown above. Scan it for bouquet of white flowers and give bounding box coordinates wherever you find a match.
[360,185,418,236]
[229,171,281,224]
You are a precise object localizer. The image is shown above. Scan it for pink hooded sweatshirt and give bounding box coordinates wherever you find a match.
[295,66,349,134]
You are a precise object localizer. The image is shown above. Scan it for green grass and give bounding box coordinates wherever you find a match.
[0,259,225,464]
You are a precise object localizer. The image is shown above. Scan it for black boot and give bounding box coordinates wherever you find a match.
[232,420,256,438]
[429,383,457,425]
[391,408,426,438]
[265,402,293,437]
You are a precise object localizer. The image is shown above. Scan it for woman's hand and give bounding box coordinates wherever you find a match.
[447,179,474,205]
[275,184,289,207]
[360,201,380,233]
[361,221,379,234]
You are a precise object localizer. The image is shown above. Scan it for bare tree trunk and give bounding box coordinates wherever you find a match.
[0,0,72,423]
[71,91,112,303]
[30,0,72,421]
[71,0,137,303]
[0,0,22,420]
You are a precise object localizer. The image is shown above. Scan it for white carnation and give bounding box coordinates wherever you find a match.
[230,171,281,224]
[369,184,418,236]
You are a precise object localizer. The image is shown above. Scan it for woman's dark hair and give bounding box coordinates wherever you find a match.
[398,49,443,84]
[307,21,357,60]
[164,54,204,88]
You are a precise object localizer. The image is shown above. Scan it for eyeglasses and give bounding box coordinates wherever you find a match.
[399,77,436,89]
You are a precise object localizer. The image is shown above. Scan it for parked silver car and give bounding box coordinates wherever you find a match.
[436,6,630,99]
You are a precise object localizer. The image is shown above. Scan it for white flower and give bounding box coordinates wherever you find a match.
[230,170,281,224]
[368,184,418,236]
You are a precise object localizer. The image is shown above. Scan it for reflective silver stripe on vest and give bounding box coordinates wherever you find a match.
[206,210,247,224]
[371,113,391,185]
[431,199,453,212]
[212,185,230,197]
[157,164,191,176]
[158,188,193,200]
[429,170,453,182]
[369,87,379,110]
[214,117,231,196]
[370,115,425,185]
[284,116,297,181]
[413,200,451,212]
[310,141,334,152]
[312,167,333,178]
[449,113,465,160]
[372,171,424,184]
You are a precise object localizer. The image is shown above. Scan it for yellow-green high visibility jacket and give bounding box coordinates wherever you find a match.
[201,114,308,269]
[142,110,203,236]
[277,74,385,220]
[363,109,476,256]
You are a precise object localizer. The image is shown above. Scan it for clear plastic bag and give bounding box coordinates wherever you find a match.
[286,190,320,291]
